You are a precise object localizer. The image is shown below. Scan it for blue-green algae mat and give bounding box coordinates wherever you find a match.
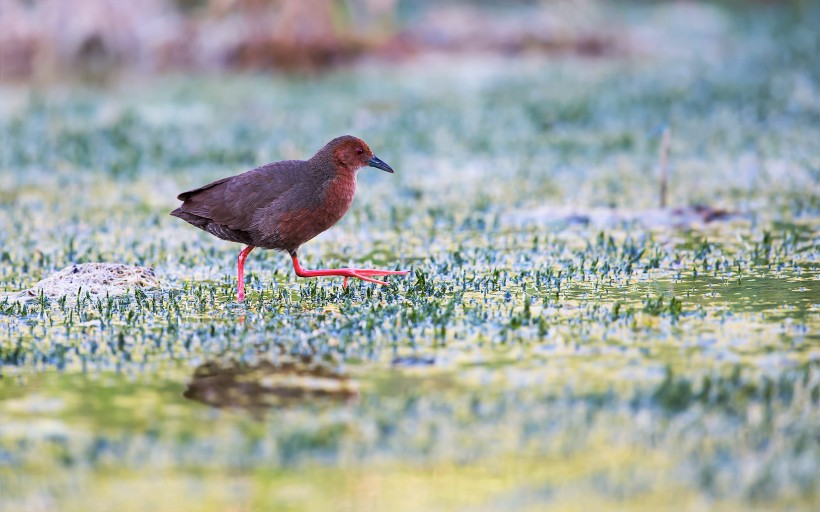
[1,5,819,512]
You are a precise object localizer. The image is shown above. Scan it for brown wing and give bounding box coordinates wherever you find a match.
[171,160,311,246]
[176,176,233,202]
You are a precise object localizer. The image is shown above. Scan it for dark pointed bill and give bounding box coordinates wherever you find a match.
[367,155,394,173]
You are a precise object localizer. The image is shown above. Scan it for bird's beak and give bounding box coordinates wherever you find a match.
[367,155,394,173]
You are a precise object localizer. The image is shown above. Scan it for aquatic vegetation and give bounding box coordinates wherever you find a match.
[1,4,819,511]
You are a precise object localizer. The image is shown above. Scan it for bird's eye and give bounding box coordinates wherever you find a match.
[356,148,364,155]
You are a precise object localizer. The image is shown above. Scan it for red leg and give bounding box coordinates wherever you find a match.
[237,245,255,302]
[290,252,408,288]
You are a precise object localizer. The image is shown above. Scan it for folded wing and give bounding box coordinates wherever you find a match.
[171,160,307,245]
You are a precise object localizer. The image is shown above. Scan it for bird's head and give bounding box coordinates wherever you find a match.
[328,135,394,174]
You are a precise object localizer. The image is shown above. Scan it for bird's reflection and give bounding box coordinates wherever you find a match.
[183,357,359,412]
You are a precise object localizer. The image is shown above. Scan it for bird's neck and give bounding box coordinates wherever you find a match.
[324,170,357,212]
[307,153,357,215]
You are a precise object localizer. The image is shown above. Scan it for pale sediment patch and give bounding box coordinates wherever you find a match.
[2,263,161,304]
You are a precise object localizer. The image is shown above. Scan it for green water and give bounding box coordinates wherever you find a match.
[1,4,819,511]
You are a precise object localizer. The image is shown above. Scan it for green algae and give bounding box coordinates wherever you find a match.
[1,3,820,511]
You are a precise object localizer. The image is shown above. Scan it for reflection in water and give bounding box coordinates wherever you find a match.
[183,358,359,411]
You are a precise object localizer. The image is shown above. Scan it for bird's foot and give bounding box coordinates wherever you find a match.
[295,266,408,287]
[339,268,410,288]
[290,253,408,288]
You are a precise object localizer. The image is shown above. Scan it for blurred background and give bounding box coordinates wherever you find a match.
[2,0,806,83]
[2,0,620,82]
[2,0,817,221]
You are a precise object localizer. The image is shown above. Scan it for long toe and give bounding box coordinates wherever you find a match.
[351,272,390,285]
[352,269,410,276]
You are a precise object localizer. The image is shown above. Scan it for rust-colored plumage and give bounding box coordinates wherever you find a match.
[171,135,408,301]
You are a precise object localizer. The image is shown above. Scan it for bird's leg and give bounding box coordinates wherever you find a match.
[290,252,408,288]
[237,245,255,302]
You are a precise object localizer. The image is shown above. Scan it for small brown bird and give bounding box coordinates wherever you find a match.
[171,135,408,302]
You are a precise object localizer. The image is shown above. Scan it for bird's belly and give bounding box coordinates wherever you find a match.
[274,206,348,250]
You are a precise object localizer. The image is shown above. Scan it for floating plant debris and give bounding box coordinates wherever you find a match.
[183,358,359,411]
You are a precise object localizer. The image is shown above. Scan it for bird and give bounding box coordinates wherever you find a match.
[171,135,408,302]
